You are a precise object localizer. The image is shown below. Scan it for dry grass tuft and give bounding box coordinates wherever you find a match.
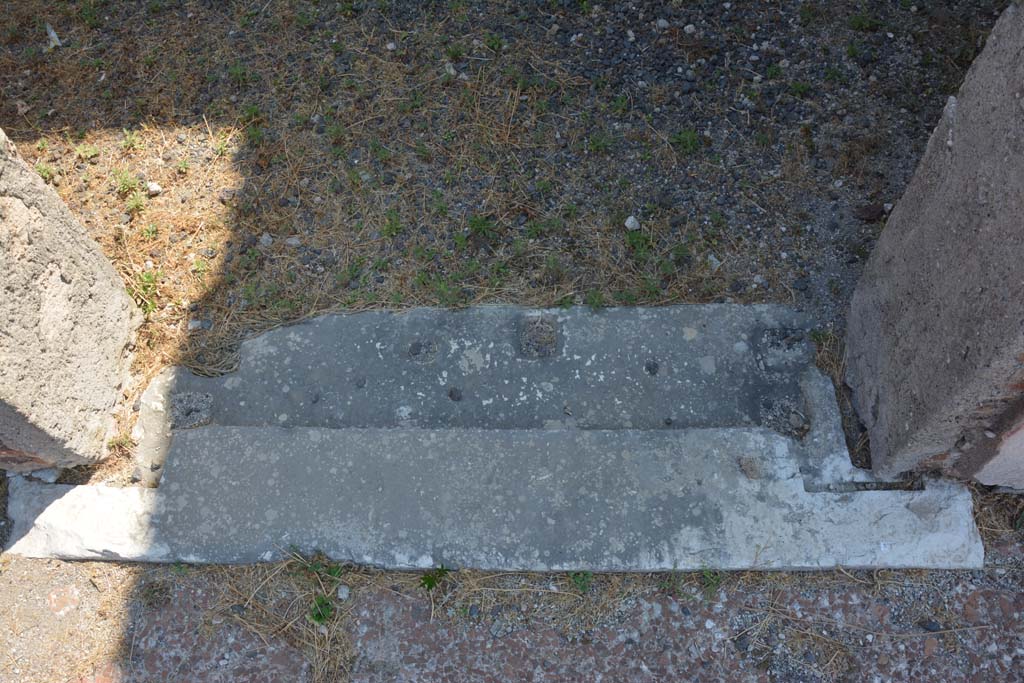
[972,484,1024,549]
[215,554,358,683]
[810,328,871,468]
[56,430,137,486]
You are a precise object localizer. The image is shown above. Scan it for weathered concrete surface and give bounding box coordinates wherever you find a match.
[845,5,1024,481]
[0,126,138,471]
[6,419,984,569]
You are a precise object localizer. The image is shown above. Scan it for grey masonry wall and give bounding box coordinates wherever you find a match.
[0,126,139,471]
[845,4,1024,485]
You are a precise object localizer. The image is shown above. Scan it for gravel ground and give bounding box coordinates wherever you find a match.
[0,0,1008,378]
[1,530,1021,683]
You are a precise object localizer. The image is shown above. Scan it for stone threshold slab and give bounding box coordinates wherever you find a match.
[6,426,984,570]
[130,304,821,487]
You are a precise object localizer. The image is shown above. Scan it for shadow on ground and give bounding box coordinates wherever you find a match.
[0,1,1017,681]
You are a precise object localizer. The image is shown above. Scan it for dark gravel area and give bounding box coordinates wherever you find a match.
[0,0,1009,375]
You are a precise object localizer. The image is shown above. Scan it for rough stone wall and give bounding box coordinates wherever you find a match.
[0,126,139,471]
[845,4,1024,481]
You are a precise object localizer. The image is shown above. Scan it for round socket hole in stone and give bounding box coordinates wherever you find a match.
[448,387,463,402]
[519,315,558,359]
[408,339,439,364]
[644,359,659,376]
[169,392,213,429]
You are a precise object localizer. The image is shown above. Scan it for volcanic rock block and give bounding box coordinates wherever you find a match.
[845,5,1024,484]
[0,126,139,471]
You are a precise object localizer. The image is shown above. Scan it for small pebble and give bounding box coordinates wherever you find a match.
[624,215,641,231]
[259,232,274,247]
[684,24,697,35]
[385,41,397,51]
